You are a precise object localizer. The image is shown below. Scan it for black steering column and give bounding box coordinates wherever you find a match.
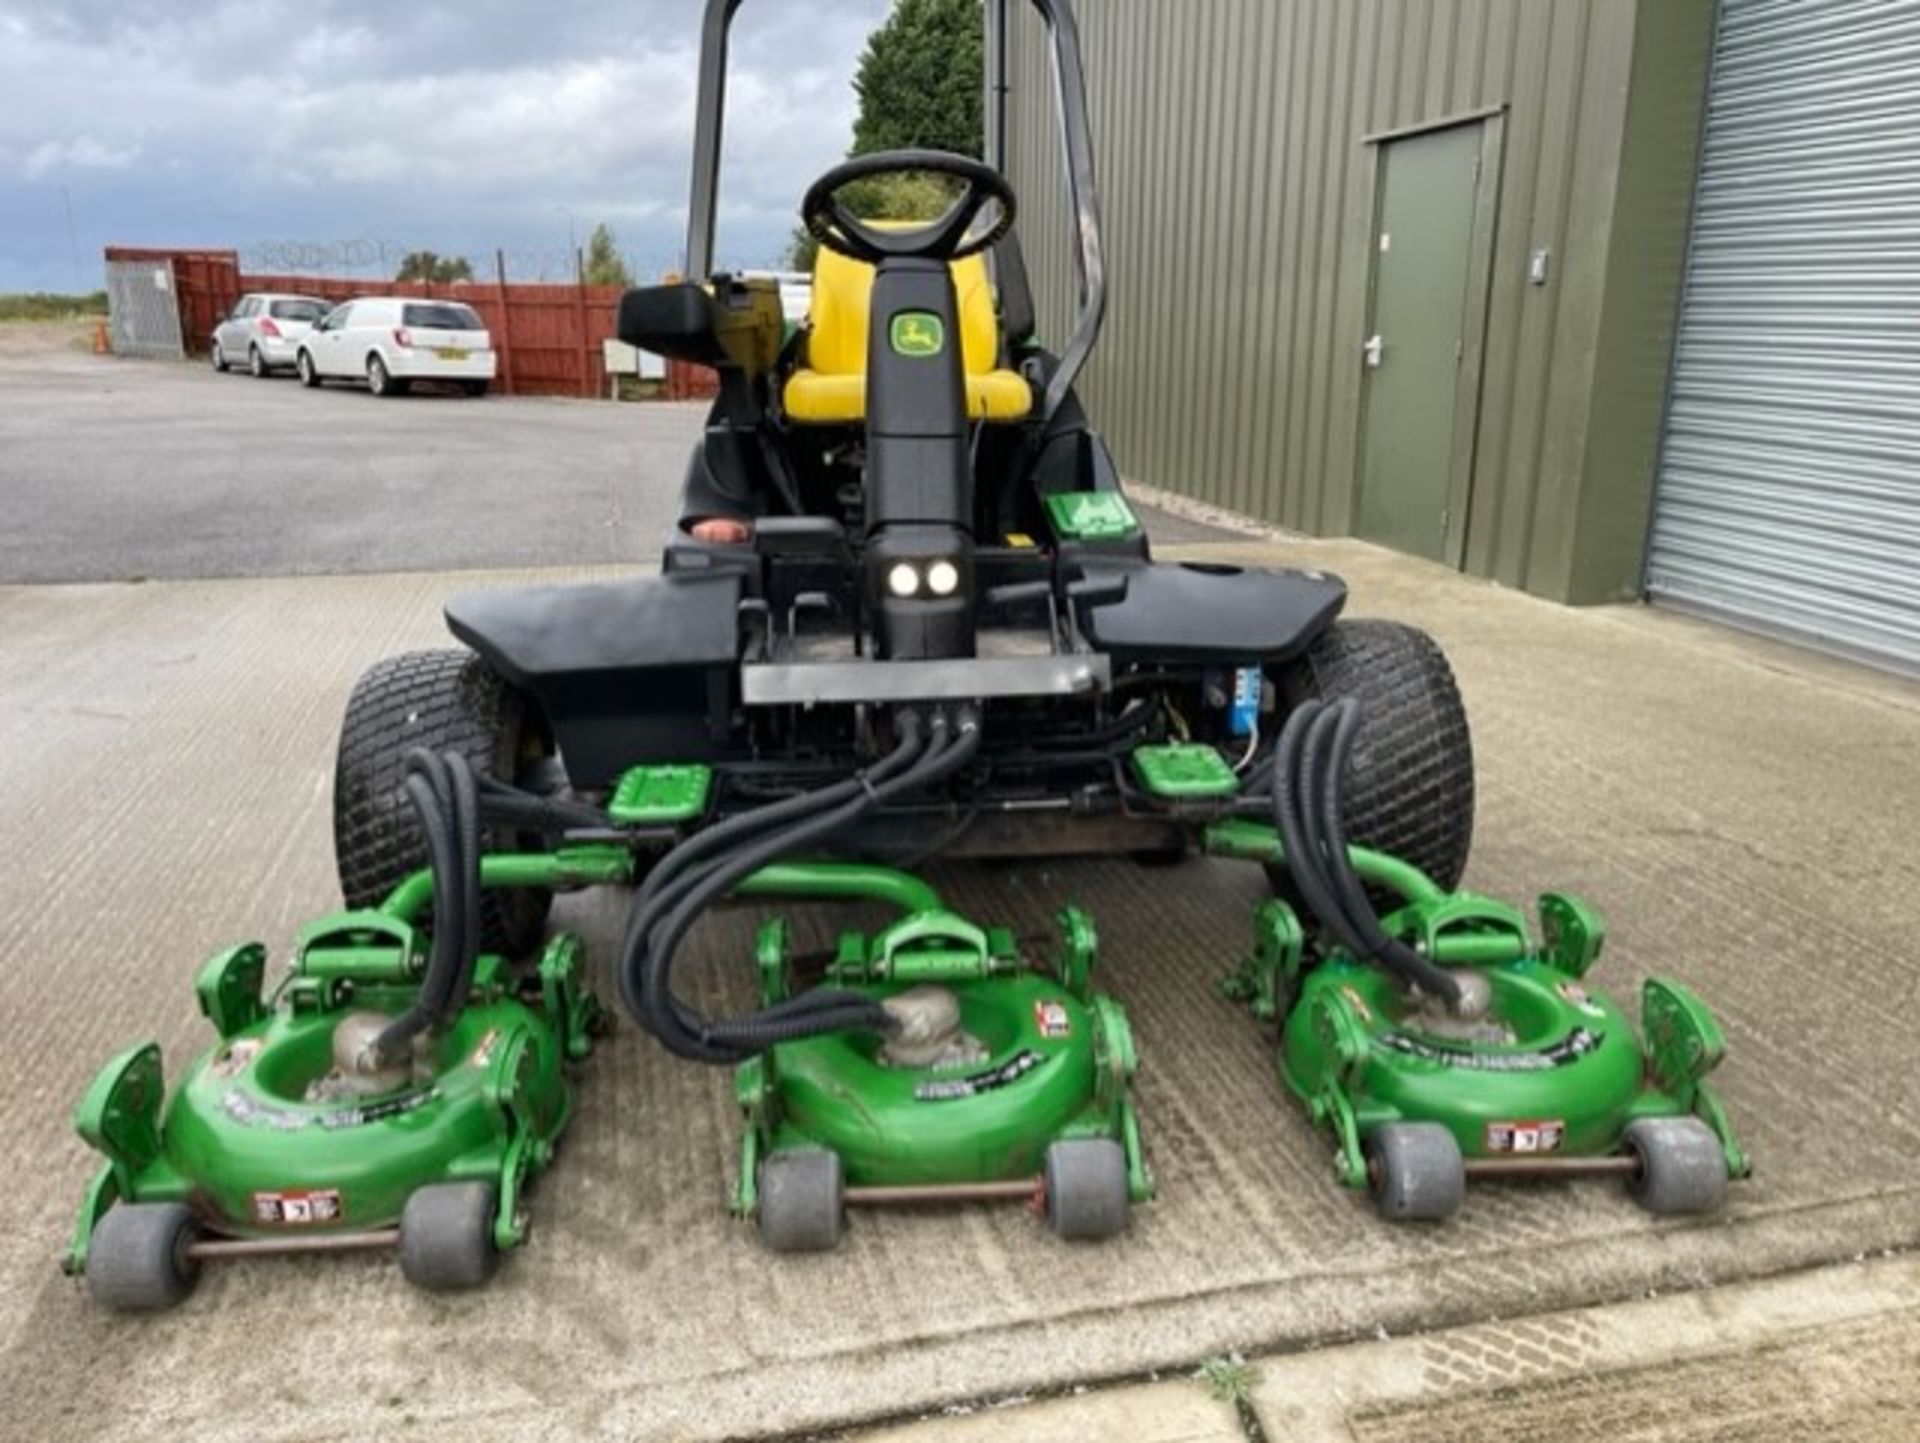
[801,150,1016,661]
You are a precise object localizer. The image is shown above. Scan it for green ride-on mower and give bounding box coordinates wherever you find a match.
[65,751,620,1310]
[1212,698,1750,1220]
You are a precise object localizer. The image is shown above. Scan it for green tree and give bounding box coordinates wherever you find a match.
[786,0,986,270]
[851,0,984,157]
[394,251,473,283]
[582,223,633,287]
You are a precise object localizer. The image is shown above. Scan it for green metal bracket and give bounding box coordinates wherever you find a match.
[296,911,422,985]
[1642,977,1726,1102]
[1045,489,1141,541]
[608,764,713,825]
[1053,905,1097,1001]
[736,861,943,915]
[732,1055,776,1216]
[483,1025,538,1251]
[74,1043,165,1203]
[1640,976,1749,1176]
[1539,891,1606,977]
[755,918,791,1006]
[536,931,603,1062]
[1203,819,1446,906]
[1118,1096,1155,1202]
[829,908,1004,984]
[1222,898,1304,1022]
[1310,985,1372,1087]
[194,942,268,1040]
[381,846,635,925]
[1089,994,1139,1115]
[1395,892,1532,966]
[1312,1081,1369,1189]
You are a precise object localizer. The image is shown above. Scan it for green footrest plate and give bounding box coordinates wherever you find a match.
[1132,743,1240,798]
[609,764,713,824]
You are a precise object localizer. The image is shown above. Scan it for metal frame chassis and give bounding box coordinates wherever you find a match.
[683,0,1106,431]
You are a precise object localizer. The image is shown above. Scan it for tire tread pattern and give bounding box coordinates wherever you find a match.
[1285,619,1475,892]
[333,649,549,954]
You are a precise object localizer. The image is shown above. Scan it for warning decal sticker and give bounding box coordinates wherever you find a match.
[1033,999,1072,1039]
[252,1188,344,1225]
[1485,1119,1567,1153]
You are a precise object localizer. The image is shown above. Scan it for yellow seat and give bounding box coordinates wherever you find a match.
[785,247,1032,424]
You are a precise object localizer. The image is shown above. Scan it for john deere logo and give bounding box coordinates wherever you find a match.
[890,311,944,357]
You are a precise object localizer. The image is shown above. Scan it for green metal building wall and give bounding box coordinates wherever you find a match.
[1004,0,1714,603]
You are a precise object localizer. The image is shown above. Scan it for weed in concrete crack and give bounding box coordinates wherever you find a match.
[1197,1353,1258,1406]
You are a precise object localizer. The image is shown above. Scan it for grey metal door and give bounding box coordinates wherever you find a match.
[1648,0,1920,674]
[105,259,184,358]
[1354,120,1495,564]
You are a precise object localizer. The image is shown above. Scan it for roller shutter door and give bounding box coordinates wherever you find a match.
[1647,0,1920,674]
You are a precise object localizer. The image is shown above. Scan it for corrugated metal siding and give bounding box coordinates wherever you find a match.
[1006,0,1648,599]
[1648,0,1920,673]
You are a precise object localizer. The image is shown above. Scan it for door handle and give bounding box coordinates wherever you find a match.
[1363,334,1385,369]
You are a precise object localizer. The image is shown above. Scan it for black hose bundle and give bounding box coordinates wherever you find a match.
[1271,699,1466,1010]
[372,748,484,1063]
[617,707,983,1065]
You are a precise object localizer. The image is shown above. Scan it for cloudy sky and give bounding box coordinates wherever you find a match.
[0,0,892,291]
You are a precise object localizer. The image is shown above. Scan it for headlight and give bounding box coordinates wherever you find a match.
[926,560,961,596]
[886,562,921,598]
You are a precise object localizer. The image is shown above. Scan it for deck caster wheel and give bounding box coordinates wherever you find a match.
[1623,1117,1728,1216]
[1366,1123,1465,1222]
[757,1149,844,1252]
[399,1182,500,1290]
[86,1202,202,1312]
[1043,1138,1130,1240]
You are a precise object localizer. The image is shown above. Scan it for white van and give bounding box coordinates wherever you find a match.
[296,298,496,397]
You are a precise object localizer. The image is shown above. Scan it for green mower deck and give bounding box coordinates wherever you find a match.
[1209,819,1749,1220]
[65,847,627,1310]
[728,863,1151,1250]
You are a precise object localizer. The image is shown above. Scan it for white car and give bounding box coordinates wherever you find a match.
[295,297,496,397]
[210,293,331,377]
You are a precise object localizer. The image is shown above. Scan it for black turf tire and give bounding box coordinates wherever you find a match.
[334,649,552,956]
[398,1182,500,1290]
[86,1202,202,1311]
[463,380,490,398]
[1270,619,1474,896]
[297,350,321,387]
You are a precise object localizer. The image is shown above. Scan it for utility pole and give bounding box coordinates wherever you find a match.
[60,185,82,291]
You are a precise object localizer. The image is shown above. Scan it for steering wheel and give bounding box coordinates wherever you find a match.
[801,149,1016,265]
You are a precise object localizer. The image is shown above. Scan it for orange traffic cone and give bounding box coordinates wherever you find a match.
[92,320,109,354]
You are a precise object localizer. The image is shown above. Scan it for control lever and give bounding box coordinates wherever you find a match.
[1063,574,1128,650]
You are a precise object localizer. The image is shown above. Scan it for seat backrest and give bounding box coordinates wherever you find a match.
[805,247,1002,378]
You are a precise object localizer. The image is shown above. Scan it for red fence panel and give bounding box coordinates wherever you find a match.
[105,246,665,400]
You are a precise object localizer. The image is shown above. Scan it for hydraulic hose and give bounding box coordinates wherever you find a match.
[1268,703,1374,965]
[1305,701,1464,1009]
[635,720,964,1062]
[627,711,983,1064]
[371,750,479,1063]
[613,716,926,1027]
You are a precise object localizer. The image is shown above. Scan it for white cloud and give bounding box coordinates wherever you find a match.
[0,0,892,285]
[23,136,141,178]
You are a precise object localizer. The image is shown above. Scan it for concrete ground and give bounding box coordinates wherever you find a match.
[849,1253,1920,1441]
[0,340,1237,584]
[2,343,1919,1439]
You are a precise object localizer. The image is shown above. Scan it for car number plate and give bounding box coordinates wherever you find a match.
[436,347,466,360]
